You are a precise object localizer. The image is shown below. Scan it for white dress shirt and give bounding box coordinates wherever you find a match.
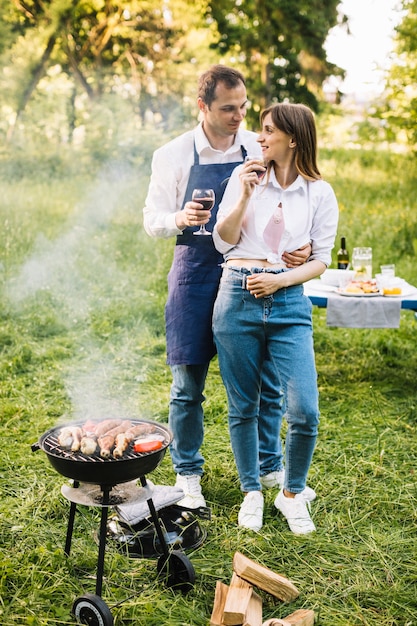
[213,165,339,267]
[143,123,261,239]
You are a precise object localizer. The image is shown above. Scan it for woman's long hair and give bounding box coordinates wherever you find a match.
[260,103,321,181]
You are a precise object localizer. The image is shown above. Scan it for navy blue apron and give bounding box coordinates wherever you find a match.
[165,143,247,365]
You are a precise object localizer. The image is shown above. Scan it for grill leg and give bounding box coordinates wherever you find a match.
[95,487,110,597]
[64,481,80,556]
[139,476,170,559]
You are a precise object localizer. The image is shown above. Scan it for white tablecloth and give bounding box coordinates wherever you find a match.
[326,294,401,328]
[304,279,417,328]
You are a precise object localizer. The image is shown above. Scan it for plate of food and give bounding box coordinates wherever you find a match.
[337,280,380,297]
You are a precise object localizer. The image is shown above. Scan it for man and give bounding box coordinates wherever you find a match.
[143,65,310,511]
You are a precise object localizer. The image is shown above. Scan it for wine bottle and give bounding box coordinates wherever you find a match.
[337,237,349,269]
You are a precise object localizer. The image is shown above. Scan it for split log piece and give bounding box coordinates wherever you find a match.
[262,608,315,626]
[210,581,229,626]
[223,573,253,625]
[243,588,263,626]
[233,552,299,602]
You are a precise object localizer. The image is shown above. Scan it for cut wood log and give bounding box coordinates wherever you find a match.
[243,589,263,626]
[233,552,299,602]
[223,573,253,625]
[262,608,315,626]
[210,581,229,626]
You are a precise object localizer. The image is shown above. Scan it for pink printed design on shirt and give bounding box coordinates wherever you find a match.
[263,202,285,254]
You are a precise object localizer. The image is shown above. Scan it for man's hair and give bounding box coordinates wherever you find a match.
[261,103,321,181]
[198,65,246,107]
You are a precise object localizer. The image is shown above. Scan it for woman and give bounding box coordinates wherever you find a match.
[212,103,339,534]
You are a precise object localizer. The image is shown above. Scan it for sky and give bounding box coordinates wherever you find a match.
[324,0,404,97]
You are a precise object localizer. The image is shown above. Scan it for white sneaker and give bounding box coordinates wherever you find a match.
[260,470,317,502]
[175,474,206,509]
[238,491,264,532]
[260,469,285,489]
[274,489,316,535]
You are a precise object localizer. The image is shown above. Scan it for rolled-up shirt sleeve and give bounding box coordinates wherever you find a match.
[212,167,241,254]
[308,183,339,267]
[143,144,189,239]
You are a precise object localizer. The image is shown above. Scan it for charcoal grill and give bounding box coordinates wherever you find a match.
[32,419,195,626]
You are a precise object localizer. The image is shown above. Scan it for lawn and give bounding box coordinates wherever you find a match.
[0,143,416,625]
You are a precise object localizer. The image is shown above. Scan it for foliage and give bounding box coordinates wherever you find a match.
[376,0,417,150]
[1,140,417,625]
[1,0,213,139]
[207,0,345,123]
[0,0,349,141]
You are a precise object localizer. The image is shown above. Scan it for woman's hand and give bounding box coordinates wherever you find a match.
[246,273,283,298]
[239,159,264,195]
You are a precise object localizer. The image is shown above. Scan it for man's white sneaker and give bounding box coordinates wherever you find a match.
[175,474,206,509]
[260,469,285,489]
[260,470,317,502]
[238,491,264,532]
[274,489,316,535]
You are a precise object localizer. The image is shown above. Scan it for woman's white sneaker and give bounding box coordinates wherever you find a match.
[260,470,317,502]
[238,491,264,531]
[274,489,316,535]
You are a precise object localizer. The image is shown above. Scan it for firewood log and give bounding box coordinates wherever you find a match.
[262,608,315,626]
[233,552,299,602]
[210,581,229,626]
[222,573,253,625]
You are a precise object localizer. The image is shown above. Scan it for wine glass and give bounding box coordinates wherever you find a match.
[245,155,266,180]
[192,188,215,236]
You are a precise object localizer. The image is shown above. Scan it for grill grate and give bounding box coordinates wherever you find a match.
[43,422,170,463]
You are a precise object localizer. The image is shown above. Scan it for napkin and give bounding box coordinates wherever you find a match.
[326,295,401,328]
[116,481,185,525]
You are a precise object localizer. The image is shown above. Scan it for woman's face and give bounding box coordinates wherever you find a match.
[257,112,293,164]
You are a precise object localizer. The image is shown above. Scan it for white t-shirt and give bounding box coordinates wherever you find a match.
[213,164,339,267]
[143,123,261,239]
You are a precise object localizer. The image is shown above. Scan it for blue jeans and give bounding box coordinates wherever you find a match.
[168,359,285,477]
[212,266,319,494]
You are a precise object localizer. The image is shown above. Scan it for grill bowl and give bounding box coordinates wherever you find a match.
[33,419,172,486]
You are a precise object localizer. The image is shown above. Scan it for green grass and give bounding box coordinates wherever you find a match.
[1,143,417,625]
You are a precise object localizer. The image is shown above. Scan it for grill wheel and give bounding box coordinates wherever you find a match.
[72,593,114,626]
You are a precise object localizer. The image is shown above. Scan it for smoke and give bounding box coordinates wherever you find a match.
[5,161,149,421]
[6,162,131,320]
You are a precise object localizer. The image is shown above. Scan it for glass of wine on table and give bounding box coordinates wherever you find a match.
[192,188,215,236]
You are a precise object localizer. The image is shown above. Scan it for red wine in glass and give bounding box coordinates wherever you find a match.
[192,188,215,236]
[245,155,266,180]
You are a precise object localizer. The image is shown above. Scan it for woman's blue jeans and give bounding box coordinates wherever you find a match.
[212,266,319,494]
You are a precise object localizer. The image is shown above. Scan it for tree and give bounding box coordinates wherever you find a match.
[2,0,209,140]
[206,0,345,124]
[382,0,417,149]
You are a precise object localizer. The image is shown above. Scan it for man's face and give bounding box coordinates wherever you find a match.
[198,81,248,138]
